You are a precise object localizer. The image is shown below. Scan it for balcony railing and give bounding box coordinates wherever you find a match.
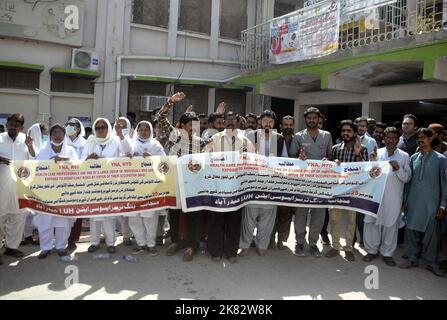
[241,0,445,72]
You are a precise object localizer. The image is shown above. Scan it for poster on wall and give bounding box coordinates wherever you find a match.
[269,0,340,64]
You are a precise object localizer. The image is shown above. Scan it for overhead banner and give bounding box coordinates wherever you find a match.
[269,0,340,64]
[177,152,390,216]
[12,157,178,218]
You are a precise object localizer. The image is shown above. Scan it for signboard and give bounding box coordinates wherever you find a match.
[269,0,340,64]
[0,0,83,46]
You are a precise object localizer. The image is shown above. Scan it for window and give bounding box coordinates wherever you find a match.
[132,0,170,28]
[220,0,247,40]
[51,74,94,94]
[274,1,296,18]
[215,89,246,117]
[178,0,211,35]
[0,69,40,90]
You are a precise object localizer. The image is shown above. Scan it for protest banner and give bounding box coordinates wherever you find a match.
[12,157,178,218]
[269,0,339,64]
[177,152,390,217]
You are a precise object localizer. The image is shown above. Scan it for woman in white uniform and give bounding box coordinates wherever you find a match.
[113,117,134,247]
[81,118,132,254]
[34,124,78,259]
[64,118,87,250]
[127,121,166,255]
[22,123,48,246]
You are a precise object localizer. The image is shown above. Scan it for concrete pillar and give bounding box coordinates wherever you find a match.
[210,0,220,59]
[208,88,216,114]
[262,0,275,22]
[294,100,306,132]
[168,0,180,57]
[361,101,382,121]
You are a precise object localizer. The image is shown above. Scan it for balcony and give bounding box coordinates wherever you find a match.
[240,0,446,73]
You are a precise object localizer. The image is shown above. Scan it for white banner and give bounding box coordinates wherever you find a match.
[343,0,397,15]
[269,0,340,64]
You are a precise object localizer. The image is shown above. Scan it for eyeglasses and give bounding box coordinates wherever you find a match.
[95,126,108,131]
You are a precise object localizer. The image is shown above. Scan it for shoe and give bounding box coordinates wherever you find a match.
[309,245,322,257]
[426,265,446,277]
[147,247,158,257]
[57,249,68,257]
[257,249,267,256]
[362,253,378,262]
[67,242,77,251]
[38,250,51,259]
[155,236,164,246]
[211,256,222,262]
[133,246,145,254]
[321,234,331,246]
[20,236,34,246]
[4,248,24,258]
[344,251,355,261]
[107,246,116,254]
[166,243,179,256]
[239,248,249,257]
[277,241,286,250]
[123,238,132,246]
[228,256,237,264]
[88,245,100,253]
[295,244,306,257]
[325,248,339,258]
[183,247,194,262]
[382,256,396,267]
[398,260,418,269]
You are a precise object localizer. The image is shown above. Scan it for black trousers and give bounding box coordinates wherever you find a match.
[68,219,83,244]
[168,209,204,251]
[270,206,294,244]
[207,210,242,258]
[320,209,330,238]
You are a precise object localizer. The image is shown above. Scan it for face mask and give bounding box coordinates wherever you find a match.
[122,128,129,136]
[65,126,76,137]
[51,141,64,147]
[42,135,49,142]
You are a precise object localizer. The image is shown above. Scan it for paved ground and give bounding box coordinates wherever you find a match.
[1,225,446,300]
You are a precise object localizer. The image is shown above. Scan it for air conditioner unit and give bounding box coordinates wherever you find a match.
[71,49,99,71]
[140,95,169,112]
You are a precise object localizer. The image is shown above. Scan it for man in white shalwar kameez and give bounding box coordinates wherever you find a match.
[0,114,36,265]
[363,127,411,266]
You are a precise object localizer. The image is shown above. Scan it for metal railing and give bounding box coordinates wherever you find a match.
[241,0,445,72]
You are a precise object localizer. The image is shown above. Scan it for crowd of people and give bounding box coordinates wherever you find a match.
[0,92,446,278]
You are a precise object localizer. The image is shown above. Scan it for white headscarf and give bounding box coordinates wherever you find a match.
[39,124,69,158]
[27,123,45,153]
[133,121,165,156]
[113,117,131,138]
[85,118,114,155]
[66,118,86,150]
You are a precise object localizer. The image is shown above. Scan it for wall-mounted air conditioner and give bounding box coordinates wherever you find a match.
[71,49,99,71]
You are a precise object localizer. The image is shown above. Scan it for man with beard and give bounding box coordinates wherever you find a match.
[363,127,411,266]
[245,113,258,132]
[202,112,224,142]
[269,115,296,250]
[373,122,387,149]
[241,110,288,257]
[0,114,36,265]
[289,107,333,257]
[399,128,446,277]
[326,120,368,262]
[428,124,447,156]
[204,112,254,263]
